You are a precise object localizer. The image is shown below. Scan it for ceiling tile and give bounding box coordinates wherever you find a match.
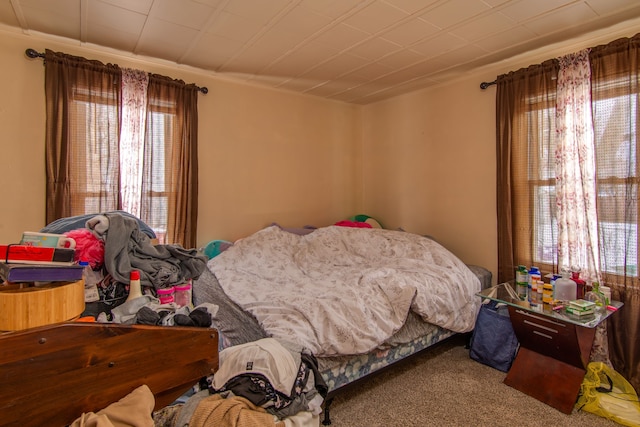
[0,2,20,26]
[524,3,599,36]
[347,37,401,60]
[300,0,368,19]
[206,11,262,44]
[97,0,154,15]
[419,0,490,29]
[380,17,439,47]
[264,41,341,77]
[20,0,80,38]
[136,17,200,61]
[473,24,538,52]
[222,0,291,22]
[3,0,640,104]
[88,1,147,36]
[348,61,395,81]
[276,5,333,38]
[499,0,573,23]
[182,32,245,70]
[148,0,215,30]
[278,76,329,92]
[586,0,640,16]
[449,11,515,42]
[85,23,139,52]
[376,48,423,69]
[312,23,370,51]
[343,0,410,34]
[301,53,369,80]
[410,32,467,58]
[381,0,439,15]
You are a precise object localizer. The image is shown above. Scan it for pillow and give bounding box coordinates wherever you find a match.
[348,214,383,229]
[270,222,317,236]
[203,239,233,259]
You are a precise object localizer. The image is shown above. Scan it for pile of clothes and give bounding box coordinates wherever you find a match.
[154,338,327,427]
[43,211,210,324]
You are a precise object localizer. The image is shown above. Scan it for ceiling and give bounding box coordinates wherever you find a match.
[2,0,640,104]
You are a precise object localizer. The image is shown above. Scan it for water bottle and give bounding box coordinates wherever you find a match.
[554,269,576,303]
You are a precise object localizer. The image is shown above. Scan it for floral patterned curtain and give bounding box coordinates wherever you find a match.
[554,49,601,284]
[120,68,148,218]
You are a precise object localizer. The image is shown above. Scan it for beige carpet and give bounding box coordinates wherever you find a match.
[326,335,620,427]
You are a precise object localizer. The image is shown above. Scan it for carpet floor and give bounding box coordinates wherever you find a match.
[325,335,620,427]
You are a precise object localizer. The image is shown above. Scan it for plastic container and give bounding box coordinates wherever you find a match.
[528,266,541,302]
[600,285,611,305]
[174,282,192,308]
[515,265,528,300]
[157,286,175,304]
[554,272,577,302]
[571,269,586,299]
[126,270,143,302]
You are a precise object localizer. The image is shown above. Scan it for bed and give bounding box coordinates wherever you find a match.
[192,224,491,424]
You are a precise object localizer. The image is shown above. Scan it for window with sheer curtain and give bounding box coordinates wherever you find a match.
[496,35,640,393]
[43,50,200,248]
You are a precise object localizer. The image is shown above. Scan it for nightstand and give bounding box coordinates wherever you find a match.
[478,283,623,414]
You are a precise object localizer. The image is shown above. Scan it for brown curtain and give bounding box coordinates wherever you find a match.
[495,59,559,283]
[44,50,121,224]
[143,75,199,248]
[44,52,200,248]
[496,35,640,393]
[589,35,640,394]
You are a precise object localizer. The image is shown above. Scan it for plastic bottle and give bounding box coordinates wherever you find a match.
[80,260,100,303]
[515,265,528,300]
[585,282,607,313]
[528,266,541,302]
[571,269,586,299]
[537,280,544,302]
[174,282,192,308]
[126,270,143,302]
[157,287,175,304]
[600,285,611,305]
[554,270,577,302]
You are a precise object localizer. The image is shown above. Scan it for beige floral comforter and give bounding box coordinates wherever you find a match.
[208,225,481,357]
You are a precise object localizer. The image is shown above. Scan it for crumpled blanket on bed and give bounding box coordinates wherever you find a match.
[209,225,481,357]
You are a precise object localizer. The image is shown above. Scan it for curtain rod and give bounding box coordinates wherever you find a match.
[25,48,208,94]
[480,80,496,89]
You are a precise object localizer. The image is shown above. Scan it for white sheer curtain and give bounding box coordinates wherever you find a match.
[120,68,148,218]
[555,49,601,284]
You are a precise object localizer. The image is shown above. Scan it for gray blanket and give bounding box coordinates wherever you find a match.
[103,213,207,289]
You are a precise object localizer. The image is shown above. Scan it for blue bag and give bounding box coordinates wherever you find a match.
[469,300,519,372]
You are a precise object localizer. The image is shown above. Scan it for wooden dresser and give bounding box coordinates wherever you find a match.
[0,322,218,426]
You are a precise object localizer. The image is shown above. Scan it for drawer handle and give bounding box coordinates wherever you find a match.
[533,330,554,339]
[523,319,560,334]
[515,309,566,327]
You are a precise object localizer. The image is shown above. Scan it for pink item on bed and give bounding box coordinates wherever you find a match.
[64,228,105,269]
[334,220,372,228]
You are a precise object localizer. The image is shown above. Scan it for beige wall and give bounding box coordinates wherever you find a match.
[0,28,360,247]
[361,77,496,272]
[2,18,640,283]
[360,17,640,282]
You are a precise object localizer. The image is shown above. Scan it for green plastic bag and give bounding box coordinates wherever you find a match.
[577,362,640,427]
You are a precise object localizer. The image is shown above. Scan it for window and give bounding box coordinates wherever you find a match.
[526,77,639,278]
[44,50,200,248]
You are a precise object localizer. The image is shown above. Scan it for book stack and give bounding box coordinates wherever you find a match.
[0,244,83,283]
[565,299,597,316]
